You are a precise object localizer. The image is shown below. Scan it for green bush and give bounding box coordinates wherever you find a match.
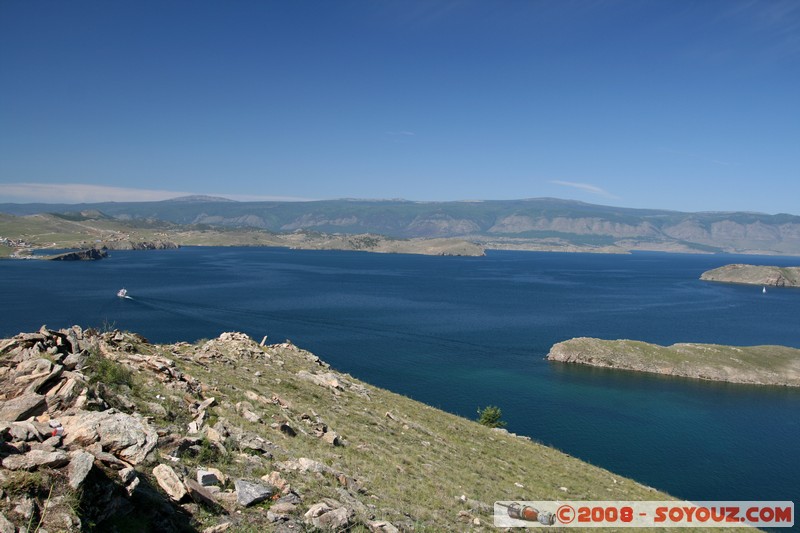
[84,351,134,389]
[476,405,506,428]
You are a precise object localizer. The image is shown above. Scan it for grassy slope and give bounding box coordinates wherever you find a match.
[108,332,721,532]
[548,337,800,387]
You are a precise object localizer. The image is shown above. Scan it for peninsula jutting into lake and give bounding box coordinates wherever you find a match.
[700,264,800,288]
[547,337,800,387]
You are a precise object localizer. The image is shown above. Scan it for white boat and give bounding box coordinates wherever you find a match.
[762,286,767,294]
[117,288,128,298]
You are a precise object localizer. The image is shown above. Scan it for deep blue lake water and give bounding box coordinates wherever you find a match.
[1,247,799,507]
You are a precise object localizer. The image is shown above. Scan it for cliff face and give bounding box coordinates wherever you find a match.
[1,327,680,532]
[700,264,800,287]
[101,240,180,251]
[547,337,800,387]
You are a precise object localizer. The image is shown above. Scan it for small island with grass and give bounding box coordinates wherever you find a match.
[547,337,800,387]
[700,264,800,288]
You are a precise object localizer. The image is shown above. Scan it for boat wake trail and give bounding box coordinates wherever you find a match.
[126,295,525,359]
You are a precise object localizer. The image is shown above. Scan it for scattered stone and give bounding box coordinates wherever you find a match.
[234,479,273,507]
[197,469,220,486]
[119,466,137,484]
[153,463,187,502]
[197,397,216,411]
[276,492,302,506]
[262,471,290,494]
[0,512,15,533]
[270,502,297,514]
[67,450,95,489]
[202,522,232,533]
[244,390,269,404]
[271,393,291,409]
[368,520,400,533]
[184,478,219,508]
[237,433,274,455]
[12,496,35,520]
[125,475,140,496]
[322,430,342,446]
[276,457,335,475]
[336,473,364,493]
[205,466,227,486]
[8,421,46,442]
[204,426,224,445]
[304,500,353,531]
[145,401,168,418]
[296,371,344,393]
[241,408,262,424]
[1,449,69,470]
[279,422,296,438]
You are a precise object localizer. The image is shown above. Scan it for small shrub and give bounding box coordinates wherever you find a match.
[84,351,134,389]
[195,437,221,464]
[0,470,50,496]
[476,405,506,428]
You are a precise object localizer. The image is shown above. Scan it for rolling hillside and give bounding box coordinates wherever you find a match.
[3,197,800,255]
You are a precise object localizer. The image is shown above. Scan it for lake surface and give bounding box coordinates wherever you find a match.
[2,248,799,507]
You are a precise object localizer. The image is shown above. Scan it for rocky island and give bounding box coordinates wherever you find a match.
[1,326,691,532]
[547,337,800,387]
[700,264,800,288]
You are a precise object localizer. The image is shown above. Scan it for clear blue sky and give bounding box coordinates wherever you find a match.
[1,1,798,214]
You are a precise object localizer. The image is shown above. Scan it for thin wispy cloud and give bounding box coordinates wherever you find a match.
[0,183,310,204]
[718,0,800,59]
[550,180,619,200]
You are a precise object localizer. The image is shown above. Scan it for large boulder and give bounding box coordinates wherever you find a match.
[60,409,158,465]
[67,450,95,489]
[153,464,187,502]
[0,393,47,421]
[1,450,69,471]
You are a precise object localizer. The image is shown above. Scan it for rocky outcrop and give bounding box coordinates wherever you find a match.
[48,248,108,261]
[700,264,800,287]
[0,327,393,532]
[489,215,661,238]
[0,326,171,531]
[547,337,800,387]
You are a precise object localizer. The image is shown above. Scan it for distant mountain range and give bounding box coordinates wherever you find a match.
[2,196,800,255]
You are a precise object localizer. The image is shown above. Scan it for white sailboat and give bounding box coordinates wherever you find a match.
[762,286,767,294]
[117,288,128,298]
